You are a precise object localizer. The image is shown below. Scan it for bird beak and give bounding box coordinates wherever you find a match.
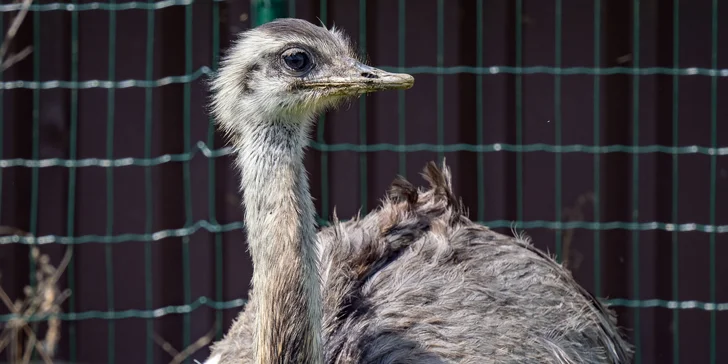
[302,59,414,93]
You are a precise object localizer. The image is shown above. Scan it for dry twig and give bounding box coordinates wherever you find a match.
[153,325,218,364]
[0,0,34,71]
[0,226,72,364]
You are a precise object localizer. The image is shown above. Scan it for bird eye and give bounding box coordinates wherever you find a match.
[281,49,313,75]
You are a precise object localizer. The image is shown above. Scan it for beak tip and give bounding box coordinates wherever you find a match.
[404,75,415,88]
[392,72,415,90]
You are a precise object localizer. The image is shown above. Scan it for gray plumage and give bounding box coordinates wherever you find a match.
[204,18,633,364]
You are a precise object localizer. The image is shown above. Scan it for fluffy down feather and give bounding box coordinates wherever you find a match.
[207,160,632,364]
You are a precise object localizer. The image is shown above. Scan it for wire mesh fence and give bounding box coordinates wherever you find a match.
[0,0,726,363]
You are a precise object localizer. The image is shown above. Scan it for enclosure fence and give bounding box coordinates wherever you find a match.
[0,0,726,363]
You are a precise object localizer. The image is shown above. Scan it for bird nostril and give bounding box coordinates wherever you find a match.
[361,72,378,79]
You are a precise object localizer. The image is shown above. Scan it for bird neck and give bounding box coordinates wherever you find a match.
[235,117,322,364]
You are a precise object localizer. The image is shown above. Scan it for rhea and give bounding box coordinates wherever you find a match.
[204,18,632,364]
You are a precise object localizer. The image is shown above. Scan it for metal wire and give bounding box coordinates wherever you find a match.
[0,2,724,362]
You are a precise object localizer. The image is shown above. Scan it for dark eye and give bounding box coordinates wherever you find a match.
[282,49,313,74]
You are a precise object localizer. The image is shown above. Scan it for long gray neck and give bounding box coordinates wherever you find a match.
[235,117,322,364]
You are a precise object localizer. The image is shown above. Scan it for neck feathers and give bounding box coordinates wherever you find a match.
[235,118,323,364]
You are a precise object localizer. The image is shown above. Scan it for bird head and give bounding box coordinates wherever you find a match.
[210,18,414,135]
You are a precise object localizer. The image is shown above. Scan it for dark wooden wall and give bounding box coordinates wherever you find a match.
[0,0,726,363]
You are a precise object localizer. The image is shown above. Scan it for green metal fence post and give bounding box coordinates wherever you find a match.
[252,0,288,26]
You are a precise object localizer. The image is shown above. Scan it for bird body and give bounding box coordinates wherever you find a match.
[205,18,632,364]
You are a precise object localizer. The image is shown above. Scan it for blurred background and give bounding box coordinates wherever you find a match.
[0,0,726,363]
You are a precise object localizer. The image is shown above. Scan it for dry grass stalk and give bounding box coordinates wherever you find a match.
[0,0,33,71]
[153,325,217,364]
[0,226,72,364]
